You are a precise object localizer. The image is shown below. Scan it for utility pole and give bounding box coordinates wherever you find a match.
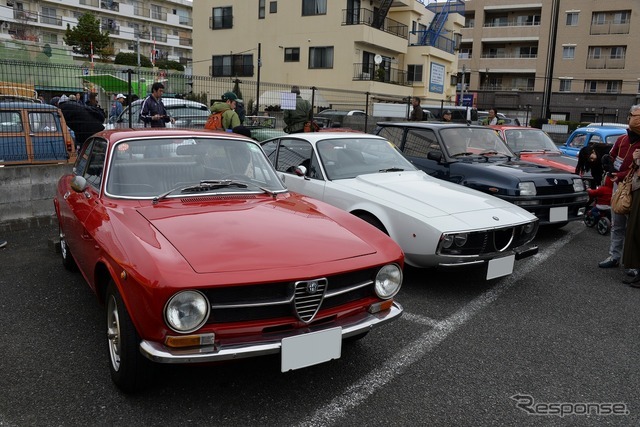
[542,0,560,119]
[458,64,466,106]
[255,43,261,114]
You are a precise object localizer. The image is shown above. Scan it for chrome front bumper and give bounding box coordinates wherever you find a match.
[139,302,403,364]
[437,245,539,269]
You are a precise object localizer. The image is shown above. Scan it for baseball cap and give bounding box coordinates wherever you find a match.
[444,110,452,114]
[59,94,69,103]
[222,91,238,101]
[116,93,125,99]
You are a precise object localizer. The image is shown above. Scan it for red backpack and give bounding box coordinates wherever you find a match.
[205,111,224,130]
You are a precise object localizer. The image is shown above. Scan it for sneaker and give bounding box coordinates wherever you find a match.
[0,240,6,248]
[623,273,640,286]
[626,268,639,277]
[598,256,619,268]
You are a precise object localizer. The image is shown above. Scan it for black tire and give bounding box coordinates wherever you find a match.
[597,217,611,235]
[59,227,78,271]
[356,213,388,235]
[106,281,153,393]
[584,213,596,228]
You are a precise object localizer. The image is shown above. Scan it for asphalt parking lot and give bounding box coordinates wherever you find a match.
[1,220,640,426]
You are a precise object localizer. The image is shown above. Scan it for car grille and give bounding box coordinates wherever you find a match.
[439,223,537,257]
[201,268,378,325]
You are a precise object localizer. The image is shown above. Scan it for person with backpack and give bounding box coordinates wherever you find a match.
[283,86,312,134]
[208,92,241,131]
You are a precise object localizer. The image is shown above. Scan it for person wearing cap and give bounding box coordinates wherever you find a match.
[442,110,453,122]
[140,82,175,128]
[209,91,241,130]
[109,93,125,124]
[283,85,312,133]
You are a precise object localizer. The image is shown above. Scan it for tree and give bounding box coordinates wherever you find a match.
[63,13,110,59]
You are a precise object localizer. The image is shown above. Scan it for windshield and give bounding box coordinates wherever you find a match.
[440,127,514,157]
[503,129,560,153]
[317,137,416,180]
[106,137,286,198]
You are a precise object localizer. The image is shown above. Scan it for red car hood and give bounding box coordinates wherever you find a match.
[519,151,577,173]
[135,200,377,273]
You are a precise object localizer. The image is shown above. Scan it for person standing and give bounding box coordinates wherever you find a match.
[481,108,503,125]
[599,105,640,270]
[409,97,423,121]
[209,91,241,130]
[283,86,312,133]
[140,82,174,128]
[86,92,105,123]
[59,95,105,151]
[622,147,640,286]
[109,94,125,124]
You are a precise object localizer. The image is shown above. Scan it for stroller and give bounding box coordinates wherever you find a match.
[584,174,613,235]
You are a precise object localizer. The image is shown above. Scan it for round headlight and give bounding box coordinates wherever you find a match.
[441,235,454,249]
[165,290,210,333]
[454,233,468,247]
[524,222,536,234]
[375,264,403,299]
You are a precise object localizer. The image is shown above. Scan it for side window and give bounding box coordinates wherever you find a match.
[377,126,404,149]
[0,111,23,132]
[261,140,278,164]
[405,129,439,159]
[84,139,107,189]
[29,112,59,132]
[570,134,586,148]
[276,139,313,174]
[589,135,603,144]
[74,140,93,176]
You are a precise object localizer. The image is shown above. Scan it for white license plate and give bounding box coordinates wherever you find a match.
[281,327,342,372]
[549,206,568,222]
[487,255,515,280]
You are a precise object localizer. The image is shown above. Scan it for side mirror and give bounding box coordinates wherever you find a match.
[427,151,443,163]
[294,165,307,177]
[70,175,88,192]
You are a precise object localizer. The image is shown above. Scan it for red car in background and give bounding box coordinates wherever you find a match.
[490,125,593,187]
[53,128,404,392]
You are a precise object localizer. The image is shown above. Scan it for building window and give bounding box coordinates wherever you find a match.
[308,47,333,69]
[42,32,58,45]
[610,46,625,59]
[559,79,572,92]
[270,2,277,13]
[606,81,621,93]
[584,81,598,93]
[588,47,601,59]
[591,12,606,25]
[212,7,233,29]
[284,47,300,62]
[212,54,254,77]
[562,46,575,59]
[407,65,423,83]
[302,0,327,16]
[259,0,265,19]
[519,46,537,58]
[613,11,630,24]
[566,12,579,26]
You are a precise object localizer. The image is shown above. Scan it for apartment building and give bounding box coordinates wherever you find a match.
[461,0,640,123]
[192,0,465,107]
[0,0,193,65]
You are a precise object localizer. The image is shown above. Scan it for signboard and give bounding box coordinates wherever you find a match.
[456,93,475,107]
[429,62,445,94]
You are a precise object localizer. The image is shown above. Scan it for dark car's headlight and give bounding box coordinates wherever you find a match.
[518,181,536,196]
[375,264,402,299]
[573,178,585,192]
[165,290,210,333]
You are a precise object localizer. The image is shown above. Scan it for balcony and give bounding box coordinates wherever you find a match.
[103,25,119,35]
[80,0,99,7]
[409,31,457,54]
[586,57,626,69]
[179,16,193,26]
[590,21,630,35]
[179,37,192,47]
[151,33,167,43]
[13,10,38,22]
[41,15,63,26]
[483,19,540,28]
[134,7,150,18]
[352,63,410,86]
[151,10,167,21]
[342,8,408,40]
[101,1,120,12]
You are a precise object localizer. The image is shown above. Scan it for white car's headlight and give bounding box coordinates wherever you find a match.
[375,264,403,299]
[573,178,585,192]
[165,290,210,333]
[518,181,536,196]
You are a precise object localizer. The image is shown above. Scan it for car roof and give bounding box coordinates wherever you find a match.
[129,98,209,108]
[262,131,385,143]
[93,128,253,143]
[491,125,536,131]
[571,126,627,135]
[0,101,57,110]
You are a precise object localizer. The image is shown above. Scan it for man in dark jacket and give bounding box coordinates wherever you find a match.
[140,82,174,127]
[283,86,311,133]
[59,96,105,151]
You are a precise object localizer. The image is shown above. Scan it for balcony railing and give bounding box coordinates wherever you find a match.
[352,63,410,86]
[590,21,630,35]
[179,17,193,26]
[480,53,538,59]
[409,31,457,53]
[586,57,626,69]
[134,7,150,18]
[483,20,540,28]
[151,10,167,21]
[41,15,63,26]
[13,10,38,22]
[103,25,119,35]
[100,1,119,12]
[80,0,99,7]
[342,8,408,40]
[179,37,192,47]
[151,33,167,43]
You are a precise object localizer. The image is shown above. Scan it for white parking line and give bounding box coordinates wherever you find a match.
[297,227,585,427]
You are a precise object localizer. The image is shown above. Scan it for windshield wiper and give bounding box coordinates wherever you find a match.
[153,180,248,204]
[451,152,473,157]
[379,167,405,172]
